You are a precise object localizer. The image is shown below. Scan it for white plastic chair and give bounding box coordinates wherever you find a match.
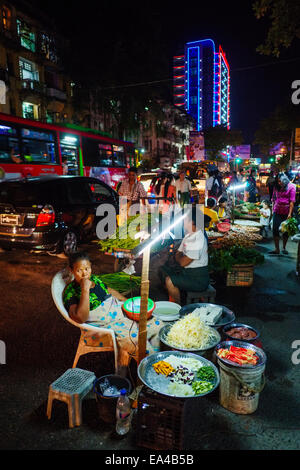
[51,271,118,371]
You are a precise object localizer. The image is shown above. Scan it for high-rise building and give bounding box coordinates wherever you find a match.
[173,39,230,131]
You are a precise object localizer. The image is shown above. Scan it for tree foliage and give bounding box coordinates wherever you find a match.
[254,102,300,152]
[253,0,300,56]
[203,126,244,160]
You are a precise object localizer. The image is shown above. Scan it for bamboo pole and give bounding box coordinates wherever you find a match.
[138,245,151,364]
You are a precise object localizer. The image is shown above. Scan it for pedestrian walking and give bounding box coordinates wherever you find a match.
[270,174,296,255]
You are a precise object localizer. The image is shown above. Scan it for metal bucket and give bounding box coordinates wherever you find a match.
[216,341,266,414]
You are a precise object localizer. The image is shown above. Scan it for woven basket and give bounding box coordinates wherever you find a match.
[226,264,254,287]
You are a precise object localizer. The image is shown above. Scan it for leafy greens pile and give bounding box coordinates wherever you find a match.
[209,245,265,272]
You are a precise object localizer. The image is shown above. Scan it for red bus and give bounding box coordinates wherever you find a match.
[0,112,135,190]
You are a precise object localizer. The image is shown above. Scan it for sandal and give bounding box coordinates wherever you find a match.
[282,249,288,255]
[269,250,280,255]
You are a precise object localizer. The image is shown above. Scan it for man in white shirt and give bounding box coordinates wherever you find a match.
[175,170,192,207]
[159,206,209,304]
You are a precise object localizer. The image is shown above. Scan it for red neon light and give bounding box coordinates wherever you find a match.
[173,55,184,59]
[175,94,185,97]
[174,75,185,79]
[219,45,230,71]
[173,66,184,69]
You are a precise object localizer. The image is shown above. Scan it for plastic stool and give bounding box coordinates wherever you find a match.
[186,284,216,305]
[46,368,96,428]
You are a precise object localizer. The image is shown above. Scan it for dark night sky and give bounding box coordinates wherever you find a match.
[28,0,300,144]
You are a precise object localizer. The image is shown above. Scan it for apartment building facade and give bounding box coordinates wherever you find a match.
[140,101,195,168]
[0,1,75,124]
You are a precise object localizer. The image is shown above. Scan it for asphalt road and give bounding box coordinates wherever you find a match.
[0,236,300,451]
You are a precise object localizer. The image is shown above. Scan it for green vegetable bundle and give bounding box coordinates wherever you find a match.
[98,214,152,253]
[209,245,265,272]
[279,217,298,237]
[99,272,141,293]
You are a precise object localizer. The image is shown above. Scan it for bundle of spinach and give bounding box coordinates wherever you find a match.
[209,245,264,272]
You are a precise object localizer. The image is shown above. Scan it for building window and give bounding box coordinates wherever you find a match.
[40,33,58,63]
[17,19,36,52]
[19,58,39,83]
[2,6,11,30]
[22,102,39,120]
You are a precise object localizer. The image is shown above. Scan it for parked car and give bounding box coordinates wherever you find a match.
[138,172,159,192]
[0,175,119,255]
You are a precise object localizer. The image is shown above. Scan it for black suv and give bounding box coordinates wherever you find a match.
[0,175,119,254]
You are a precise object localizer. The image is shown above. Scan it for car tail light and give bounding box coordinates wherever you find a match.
[36,205,55,227]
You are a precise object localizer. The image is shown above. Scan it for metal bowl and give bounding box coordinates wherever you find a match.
[179,303,235,329]
[159,322,221,355]
[214,340,267,369]
[137,350,220,398]
[222,323,260,343]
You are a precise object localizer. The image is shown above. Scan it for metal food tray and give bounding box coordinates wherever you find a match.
[179,303,235,329]
[159,323,221,353]
[137,350,220,398]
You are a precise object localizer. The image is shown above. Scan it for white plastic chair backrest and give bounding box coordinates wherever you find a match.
[51,271,106,333]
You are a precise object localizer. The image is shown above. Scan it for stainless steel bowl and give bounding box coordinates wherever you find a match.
[159,323,221,355]
[222,323,260,343]
[214,340,267,368]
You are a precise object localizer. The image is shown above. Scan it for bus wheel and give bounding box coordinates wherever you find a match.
[62,231,78,255]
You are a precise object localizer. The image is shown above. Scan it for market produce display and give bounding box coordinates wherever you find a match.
[217,345,259,366]
[233,202,261,219]
[209,245,264,273]
[99,272,141,293]
[209,230,263,249]
[165,312,220,350]
[150,354,217,397]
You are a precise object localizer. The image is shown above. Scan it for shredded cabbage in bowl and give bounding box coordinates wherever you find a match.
[166,312,219,350]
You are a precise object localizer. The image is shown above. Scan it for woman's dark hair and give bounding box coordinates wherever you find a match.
[128,167,137,174]
[274,173,289,191]
[219,196,227,204]
[207,197,217,208]
[68,251,90,268]
[154,172,173,199]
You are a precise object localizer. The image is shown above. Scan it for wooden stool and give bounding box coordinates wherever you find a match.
[46,368,96,428]
[185,284,216,305]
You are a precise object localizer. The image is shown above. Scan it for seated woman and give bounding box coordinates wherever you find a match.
[159,206,209,305]
[203,197,219,230]
[63,251,163,375]
[217,196,230,221]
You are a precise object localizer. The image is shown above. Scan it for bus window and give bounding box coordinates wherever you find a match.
[82,137,113,167]
[113,145,126,167]
[21,128,58,164]
[0,124,20,163]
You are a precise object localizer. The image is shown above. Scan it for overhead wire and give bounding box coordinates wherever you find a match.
[97,57,300,91]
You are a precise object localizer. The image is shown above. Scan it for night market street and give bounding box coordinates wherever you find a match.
[0,238,299,451]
